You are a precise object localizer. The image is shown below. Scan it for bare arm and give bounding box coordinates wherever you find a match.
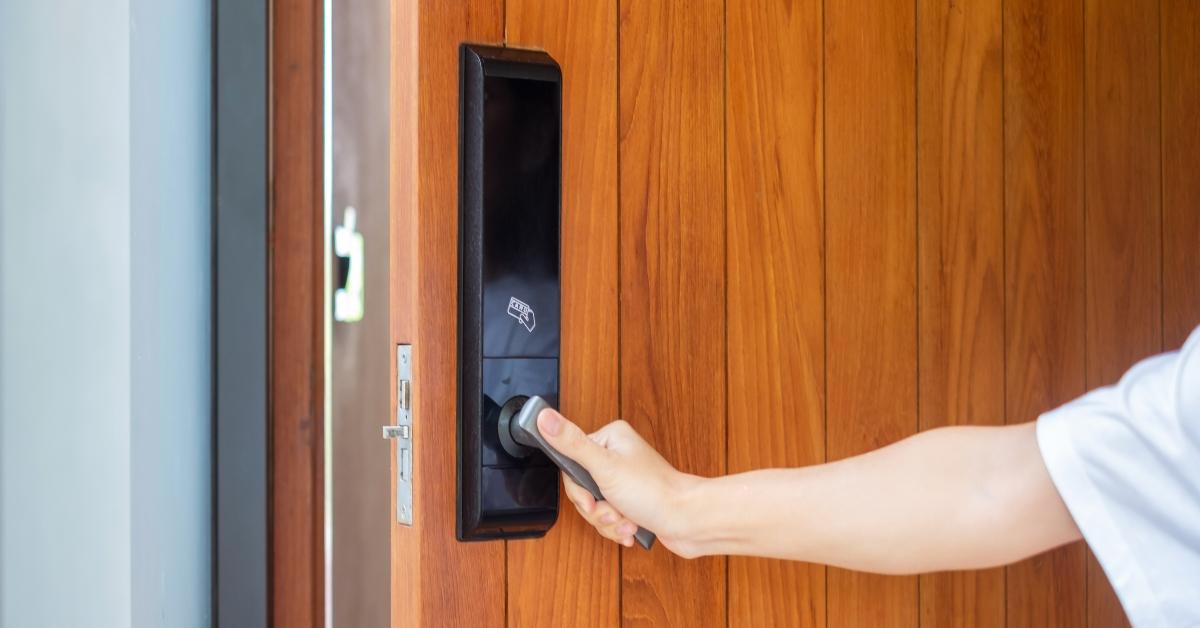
[537,412,1081,574]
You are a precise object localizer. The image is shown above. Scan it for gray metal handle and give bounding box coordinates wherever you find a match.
[509,396,656,550]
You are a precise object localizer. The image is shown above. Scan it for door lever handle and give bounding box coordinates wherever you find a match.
[507,396,657,550]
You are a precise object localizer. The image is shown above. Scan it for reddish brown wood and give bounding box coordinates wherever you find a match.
[824,0,919,625]
[269,1,325,627]
[1163,0,1200,349]
[726,0,825,625]
[1083,1,1162,625]
[414,1,503,625]
[388,1,505,627]
[1003,0,1087,626]
[388,0,419,623]
[505,1,621,626]
[618,0,726,625]
[381,0,1193,625]
[916,0,1006,626]
[269,0,325,626]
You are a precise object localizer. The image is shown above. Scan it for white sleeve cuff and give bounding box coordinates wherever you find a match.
[1036,406,1165,628]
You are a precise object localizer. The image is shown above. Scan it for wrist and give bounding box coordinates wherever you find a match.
[661,472,721,558]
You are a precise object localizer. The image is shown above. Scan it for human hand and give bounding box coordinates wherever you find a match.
[536,409,698,552]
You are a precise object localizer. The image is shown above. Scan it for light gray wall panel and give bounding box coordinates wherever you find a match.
[1,1,212,626]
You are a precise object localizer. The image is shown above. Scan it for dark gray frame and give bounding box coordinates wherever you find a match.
[213,0,268,625]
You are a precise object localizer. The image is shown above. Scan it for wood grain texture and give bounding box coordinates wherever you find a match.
[916,0,1005,626]
[1003,0,1087,626]
[382,0,1191,624]
[505,1,621,626]
[1162,0,1200,348]
[414,0,503,623]
[1084,1,1161,625]
[824,0,918,625]
[726,0,825,625]
[618,0,726,625]
[270,1,325,625]
[388,1,505,626]
[388,0,419,624]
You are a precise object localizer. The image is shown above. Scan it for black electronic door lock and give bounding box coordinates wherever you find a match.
[457,44,563,541]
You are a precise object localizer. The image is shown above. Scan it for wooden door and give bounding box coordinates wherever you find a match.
[387,0,1200,626]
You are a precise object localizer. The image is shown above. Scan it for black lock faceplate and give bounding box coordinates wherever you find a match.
[458,44,562,541]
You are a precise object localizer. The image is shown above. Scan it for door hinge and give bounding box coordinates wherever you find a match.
[382,344,413,525]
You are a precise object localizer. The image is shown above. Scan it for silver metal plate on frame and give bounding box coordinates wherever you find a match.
[382,344,413,524]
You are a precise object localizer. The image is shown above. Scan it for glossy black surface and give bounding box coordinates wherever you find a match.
[480,358,557,467]
[481,74,560,358]
[458,44,562,541]
[479,466,558,533]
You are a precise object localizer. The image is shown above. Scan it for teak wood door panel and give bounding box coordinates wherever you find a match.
[618,0,727,625]
[387,0,1198,626]
[505,1,621,626]
[726,0,825,625]
[1163,0,1200,351]
[389,1,505,626]
[916,0,1006,625]
[1004,1,1088,624]
[825,0,919,623]
[1083,1,1161,624]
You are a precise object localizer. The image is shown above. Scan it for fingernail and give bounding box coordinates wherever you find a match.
[618,522,636,536]
[600,513,616,525]
[538,410,563,436]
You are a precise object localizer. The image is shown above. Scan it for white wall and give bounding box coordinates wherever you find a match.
[0,1,212,626]
[129,0,213,625]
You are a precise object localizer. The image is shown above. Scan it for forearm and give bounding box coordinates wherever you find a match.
[666,422,1081,573]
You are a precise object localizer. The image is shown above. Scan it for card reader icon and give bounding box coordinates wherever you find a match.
[507,297,536,332]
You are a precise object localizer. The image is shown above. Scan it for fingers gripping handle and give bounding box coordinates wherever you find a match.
[509,396,656,550]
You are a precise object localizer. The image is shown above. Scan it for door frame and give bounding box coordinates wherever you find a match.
[268,0,325,626]
[213,0,270,625]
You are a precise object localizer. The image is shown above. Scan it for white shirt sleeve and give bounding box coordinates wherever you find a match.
[1037,325,1200,628]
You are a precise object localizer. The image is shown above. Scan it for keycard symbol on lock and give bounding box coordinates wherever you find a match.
[507,296,536,332]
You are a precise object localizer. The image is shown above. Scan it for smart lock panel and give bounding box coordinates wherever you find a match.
[458,44,562,541]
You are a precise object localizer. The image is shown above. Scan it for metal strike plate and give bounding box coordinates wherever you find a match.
[382,344,413,525]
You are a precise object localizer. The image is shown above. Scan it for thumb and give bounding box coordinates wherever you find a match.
[537,409,610,472]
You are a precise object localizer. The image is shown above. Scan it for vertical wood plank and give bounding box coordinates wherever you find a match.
[387,1,505,626]
[916,0,1006,626]
[505,1,621,626]
[412,0,504,621]
[1084,0,1161,625]
[1162,0,1200,348]
[1003,0,1086,626]
[271,0,325,625]
[726,0,825,625]
[618,0,726,625]
[824,0,918,625]
[389,0,418,622]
